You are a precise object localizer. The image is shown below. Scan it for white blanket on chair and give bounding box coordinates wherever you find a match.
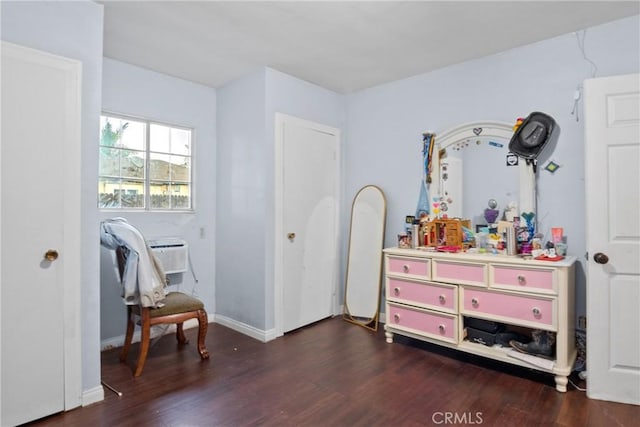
[100,217,167,308]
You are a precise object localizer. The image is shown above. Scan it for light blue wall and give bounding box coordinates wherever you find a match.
[1,0,104,401]
[216,68,345,333]
[99,58,217,344]
[345,15,640,324]
[264,68,346,329]
[216,69,268,329]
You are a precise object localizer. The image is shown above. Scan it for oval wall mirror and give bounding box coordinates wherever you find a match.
[343,185,387,331]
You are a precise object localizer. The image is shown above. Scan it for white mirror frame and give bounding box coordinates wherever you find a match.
[430,121,536,216]
[343,185,387,331]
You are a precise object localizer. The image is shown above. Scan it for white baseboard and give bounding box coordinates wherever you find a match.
[213,314,277,342]
[82,385,105,406]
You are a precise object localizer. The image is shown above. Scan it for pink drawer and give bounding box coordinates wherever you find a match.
[387,278,457,314]
[461,288,556,330]
[491,265,556,294]
[432,260,487,287]
[387,303,457,343]
[387,256,430,278]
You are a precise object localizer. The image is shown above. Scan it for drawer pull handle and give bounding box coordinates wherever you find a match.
[393,313,401,323]
[471,297,479,307]
[438,324,446,333]
[394,287,401,296]
[532,307,541,317]
[403,264,410,273]
[439,295,446,304]
[518,275,526,285]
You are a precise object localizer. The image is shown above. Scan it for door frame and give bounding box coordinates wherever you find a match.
[584,73,640,404]
[274,113,341,338]
[0,41,83,416]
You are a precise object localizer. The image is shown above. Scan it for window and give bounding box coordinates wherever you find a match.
[99,114,193,210]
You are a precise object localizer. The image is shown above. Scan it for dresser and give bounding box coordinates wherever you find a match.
[383,247,576,392]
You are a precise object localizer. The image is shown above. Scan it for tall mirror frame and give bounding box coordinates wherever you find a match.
[343,185,387,331]
[430,121,536,216]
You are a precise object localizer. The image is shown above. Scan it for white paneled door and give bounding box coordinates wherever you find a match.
[584,73,640,405]
[1,42,82,425]
[275,114,340,334]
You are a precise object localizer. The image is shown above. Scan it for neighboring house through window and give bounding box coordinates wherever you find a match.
[99,113,193,210]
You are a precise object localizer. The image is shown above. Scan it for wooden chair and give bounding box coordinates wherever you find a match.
[115,247,209,377]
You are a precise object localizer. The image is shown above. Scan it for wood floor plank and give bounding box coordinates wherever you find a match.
[26,317,639,426]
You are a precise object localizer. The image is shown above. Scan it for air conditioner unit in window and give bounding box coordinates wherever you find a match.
[147,237,188,274]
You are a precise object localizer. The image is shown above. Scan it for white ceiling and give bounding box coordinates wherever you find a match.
[99,1,639,94]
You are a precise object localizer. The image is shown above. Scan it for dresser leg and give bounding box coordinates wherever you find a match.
[554,375,568,392]
[384,327,394,343]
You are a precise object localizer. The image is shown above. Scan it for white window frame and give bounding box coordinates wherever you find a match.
[98,112,195,212]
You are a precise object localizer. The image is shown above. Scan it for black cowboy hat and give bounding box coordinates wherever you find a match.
[509,112,557,160]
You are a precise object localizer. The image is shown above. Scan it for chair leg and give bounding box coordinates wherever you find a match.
[120,306,135,363]
[176,322,188,345]
[134,308,151,377]
[197,309,210,360]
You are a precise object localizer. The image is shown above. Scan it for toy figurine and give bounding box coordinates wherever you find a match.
[484,199,500,225]
[504,201,518,222]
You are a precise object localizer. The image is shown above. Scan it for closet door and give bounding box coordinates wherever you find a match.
[1,41,82,426]
[275,113,340,334]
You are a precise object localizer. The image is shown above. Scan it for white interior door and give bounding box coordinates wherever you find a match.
[275,114,339,333]
[1,42,82,425]
[584,73,640,405]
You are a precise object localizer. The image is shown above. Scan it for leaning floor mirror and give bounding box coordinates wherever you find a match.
[343,185,387,331]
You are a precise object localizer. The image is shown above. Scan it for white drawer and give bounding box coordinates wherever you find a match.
[386,255,430,279]
[387,277,457,314]
[387,302,458,344]
[490,264,557,295]
[460,287,557,331]
[432,259,487,287]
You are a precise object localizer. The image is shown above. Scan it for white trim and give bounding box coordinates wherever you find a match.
[81,386,105,407]
[214,314,278,342]
[274,113,285,338]
[0,41,84,417]
[274,113,341,337]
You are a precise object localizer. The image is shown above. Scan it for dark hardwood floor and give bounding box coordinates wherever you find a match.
[28,317,638,426]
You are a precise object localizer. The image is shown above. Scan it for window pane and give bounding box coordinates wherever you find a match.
[121,180,145,208]
[119,120,145,151]
[100,116,124,147]
[149,153,171,180]
[172,183,191,209]
[149,181,171,209]
[120,150,145,179]
[100,116,145,151]
[98,177,121,208]
[98,178,145,208]
[99,147,120,176]
[170,128,191,155]
[170,155,190,181]
[149,181,191,209]
[150,124,170,153]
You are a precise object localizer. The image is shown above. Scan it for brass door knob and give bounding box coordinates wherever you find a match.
[287,232,296,241]
[593,252,609,264]
[44,249,59,261]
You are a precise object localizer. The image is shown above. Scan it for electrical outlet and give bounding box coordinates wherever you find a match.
[578,316,587,329]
